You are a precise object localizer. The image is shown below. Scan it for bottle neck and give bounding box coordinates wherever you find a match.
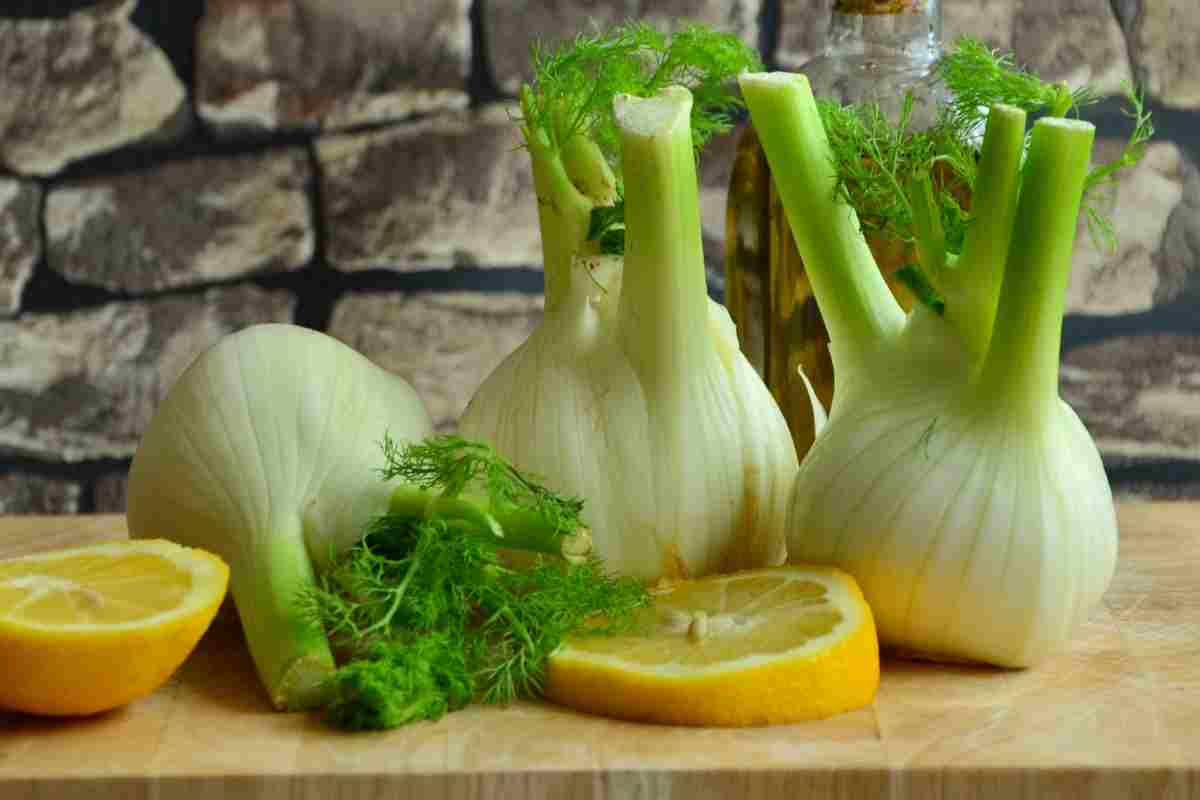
[826,0,941,68]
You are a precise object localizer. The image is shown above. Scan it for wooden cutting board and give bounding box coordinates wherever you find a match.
[0,504,1197,799]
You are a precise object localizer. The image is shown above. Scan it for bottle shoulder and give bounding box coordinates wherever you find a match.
[803,51,944,127]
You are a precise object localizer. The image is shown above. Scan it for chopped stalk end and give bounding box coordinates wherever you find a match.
[738,71,809,91]
[274,653,336,710]
[614,85,693,137]
[1035,117,1095,134]
[561,528,594,564]
[231,522,338,712]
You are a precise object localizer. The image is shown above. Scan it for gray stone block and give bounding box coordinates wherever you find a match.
[1067,140,1199,315]
[46,149,314,293]
[1160,149,1200,306]
[943,0,1133,95]
[485,0,761,94]
[0,286,295,462]
[1062,333,1200,463]
[1123,0,1200,109]
[0,179,42,317]
[318,105,541,272]
[0,0,188,177]
[1007,0,1132,95]
[0,474,82,514]
[327,291,543,430]
[196,0,471,134]
[776,0,830,71]
[1112,478,1200,503]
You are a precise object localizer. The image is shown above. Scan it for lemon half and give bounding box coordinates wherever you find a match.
[0,539,229,716]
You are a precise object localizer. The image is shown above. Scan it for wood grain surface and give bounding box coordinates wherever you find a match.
[0,504,1197,799]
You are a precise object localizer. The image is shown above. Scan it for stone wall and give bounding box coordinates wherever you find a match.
[0,0,1197,514]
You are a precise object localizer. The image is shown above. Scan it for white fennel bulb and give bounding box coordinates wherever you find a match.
[742,72,1120,667]
[127,323,433,708]
[461,82,798,581]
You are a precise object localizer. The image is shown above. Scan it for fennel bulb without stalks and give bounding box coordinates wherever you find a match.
[461,84,798,581]
[741,72,1119,667]
[127,323,433,709]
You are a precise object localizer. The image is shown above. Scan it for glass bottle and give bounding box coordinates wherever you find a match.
[725,0,943,456]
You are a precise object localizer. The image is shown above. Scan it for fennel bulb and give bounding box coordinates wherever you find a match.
[461,76,798,580]
[127,323,433,708]
[741,72,1120,667]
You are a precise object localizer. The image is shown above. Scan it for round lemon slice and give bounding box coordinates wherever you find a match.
[0,539,229,716]
[545,565,879,726]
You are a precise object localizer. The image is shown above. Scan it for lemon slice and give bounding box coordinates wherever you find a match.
[545,565,879,726]
[0,539,229,716]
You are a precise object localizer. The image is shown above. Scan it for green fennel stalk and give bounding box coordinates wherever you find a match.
[741,73,1094,399]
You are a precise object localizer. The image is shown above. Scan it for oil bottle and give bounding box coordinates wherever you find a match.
[725,0,944,455]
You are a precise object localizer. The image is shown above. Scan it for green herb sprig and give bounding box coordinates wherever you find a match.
[300,436,649,731]
[819,37,1153,312]
[519,22,761,256]
[523,22,761,159]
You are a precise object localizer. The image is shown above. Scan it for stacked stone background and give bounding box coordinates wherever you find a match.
[0,0,1196,514]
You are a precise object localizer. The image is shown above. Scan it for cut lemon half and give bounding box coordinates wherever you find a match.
[545,565,879,727]
[0,539,229,716]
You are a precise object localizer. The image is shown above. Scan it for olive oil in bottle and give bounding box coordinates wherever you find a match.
[725,0,943,455]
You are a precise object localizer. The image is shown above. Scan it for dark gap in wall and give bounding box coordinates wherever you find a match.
[1081,94,1200,163]
[19,265,127,315]
[287,143,340,332]
[1108,0,1140,69]
[49,128,316,184]
[17,177,56,314]
[267,263,339,332]
[22,262,547,316]
[0,456,131,514]
[335,266,545,296]
[1104,458,1200,498]
[1062,298,1200,352]
[130,0,204,91]
[24,266,309,314]
[467,0,509,106]
[2,0,97,19]
[77,473,98,513]
[759,0,782,70]
[0,456,127,480]
[1108,0,1139,31]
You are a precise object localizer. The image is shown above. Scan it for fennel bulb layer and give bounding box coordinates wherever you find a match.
[461,255,796,581]
[127,323,433,708]
[791,311,1118,667]
[461,88,798,581]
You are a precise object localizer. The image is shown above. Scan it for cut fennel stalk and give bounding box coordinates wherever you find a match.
[740,72,1118,667]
